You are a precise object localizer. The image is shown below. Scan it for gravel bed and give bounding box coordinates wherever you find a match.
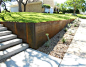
[37,19,81,59]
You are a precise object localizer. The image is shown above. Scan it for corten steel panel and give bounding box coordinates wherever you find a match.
[16,23,27,43]
[35,19,75,49]
[0,22,16,34]
[35,21,62,49]
[26,23,36,49]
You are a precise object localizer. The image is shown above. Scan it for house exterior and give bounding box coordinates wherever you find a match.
[2,0,54,13]
[42,0,54,8]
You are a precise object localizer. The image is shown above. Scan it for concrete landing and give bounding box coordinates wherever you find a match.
[0,48,61,67]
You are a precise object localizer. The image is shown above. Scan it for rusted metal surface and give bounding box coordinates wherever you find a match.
[0,19,75,49]
[26,23,36,49]
[16,23,27,43]
[35,20,68,48]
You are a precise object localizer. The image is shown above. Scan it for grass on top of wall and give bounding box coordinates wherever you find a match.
[77,14,86,19]
[0,12,77,23]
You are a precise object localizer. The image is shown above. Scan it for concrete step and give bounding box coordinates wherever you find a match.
[0,27,7,31]
[0,43,29,61]
[0,39,22,51]
[0,34,17,42]
[0,24,3,27]
[0,31,12,36]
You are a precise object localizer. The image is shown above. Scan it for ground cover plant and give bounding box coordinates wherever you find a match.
[0,12,77,23]
[77,14,86,19]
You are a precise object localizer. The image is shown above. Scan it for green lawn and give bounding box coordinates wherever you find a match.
[0,12,77,23]
[77,14,86,19]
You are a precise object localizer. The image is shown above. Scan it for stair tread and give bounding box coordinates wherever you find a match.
[0,27,7,31]
[0,39,22,50]
[0,30,12,36]
[0,34,17,42]
[0,43,29,61]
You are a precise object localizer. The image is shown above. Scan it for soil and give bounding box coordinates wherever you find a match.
[37,18,81,59]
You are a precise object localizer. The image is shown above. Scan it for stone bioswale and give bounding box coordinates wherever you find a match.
[0,19,74,49]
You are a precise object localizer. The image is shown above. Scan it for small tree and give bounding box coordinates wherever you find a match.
[65,0,85,15]
[0,0,10,13]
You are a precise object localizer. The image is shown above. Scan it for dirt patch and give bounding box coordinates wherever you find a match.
[37,18,81,59]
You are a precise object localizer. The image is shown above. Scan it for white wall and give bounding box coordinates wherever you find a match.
[11,6,18,12]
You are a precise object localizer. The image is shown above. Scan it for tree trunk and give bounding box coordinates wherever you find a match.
[74,6,76,15]
[24,4,26,12]
[18,1,22,12]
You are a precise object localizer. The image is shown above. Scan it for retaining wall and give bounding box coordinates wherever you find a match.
[0,19,74,49]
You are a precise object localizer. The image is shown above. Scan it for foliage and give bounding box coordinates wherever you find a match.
[44,33,50,47]
[62,38,66,43]
[64,28,68,32]
[56,3,67,13]
[0,0,10,13]
[65,0,85,15]
[59,12,63,14]
[42,4,50,8]
[0,12,77,23]
[74,24,77,27]
[67,23,72,28]
[77,14,86,19]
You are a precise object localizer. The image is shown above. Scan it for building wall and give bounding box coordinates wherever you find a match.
[43,0,54,7]
[22,1,42,13]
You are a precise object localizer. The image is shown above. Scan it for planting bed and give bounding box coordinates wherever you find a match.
[37,18,81,59]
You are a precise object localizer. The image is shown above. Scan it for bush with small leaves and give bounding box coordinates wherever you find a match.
[64,28,68,32]
[62,38,66,43]
[67,23,72,28]
[74,24,77,27]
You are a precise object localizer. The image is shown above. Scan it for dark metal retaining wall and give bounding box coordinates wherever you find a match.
[0,19,74,49]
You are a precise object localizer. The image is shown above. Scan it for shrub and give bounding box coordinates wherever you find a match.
[62,38,66,43]
[42,4,50,8]
[74,24,77,27]
[64,28,68,32]
[67,23,72,28]
[59,12,63,14]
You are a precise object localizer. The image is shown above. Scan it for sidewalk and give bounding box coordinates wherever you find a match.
[59,19,86,67]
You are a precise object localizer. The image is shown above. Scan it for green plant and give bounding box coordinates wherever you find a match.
[69,31,72,35]
[59,12,63,14]
[44,33,50,47]
[74,24,77,27]
[42,4,50,8]
[64,28,68,32]
[67,23,72,28]
[0,12,77,23]
[62,38,66,43]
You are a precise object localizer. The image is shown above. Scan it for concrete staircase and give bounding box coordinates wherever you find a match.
[0,24,29,62]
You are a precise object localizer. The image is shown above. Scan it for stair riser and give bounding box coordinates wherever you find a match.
[0,39,22,51]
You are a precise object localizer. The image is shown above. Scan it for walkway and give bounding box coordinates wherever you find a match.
[0,48,61,67]
[59,19,86,67]
[0,19,86,67]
